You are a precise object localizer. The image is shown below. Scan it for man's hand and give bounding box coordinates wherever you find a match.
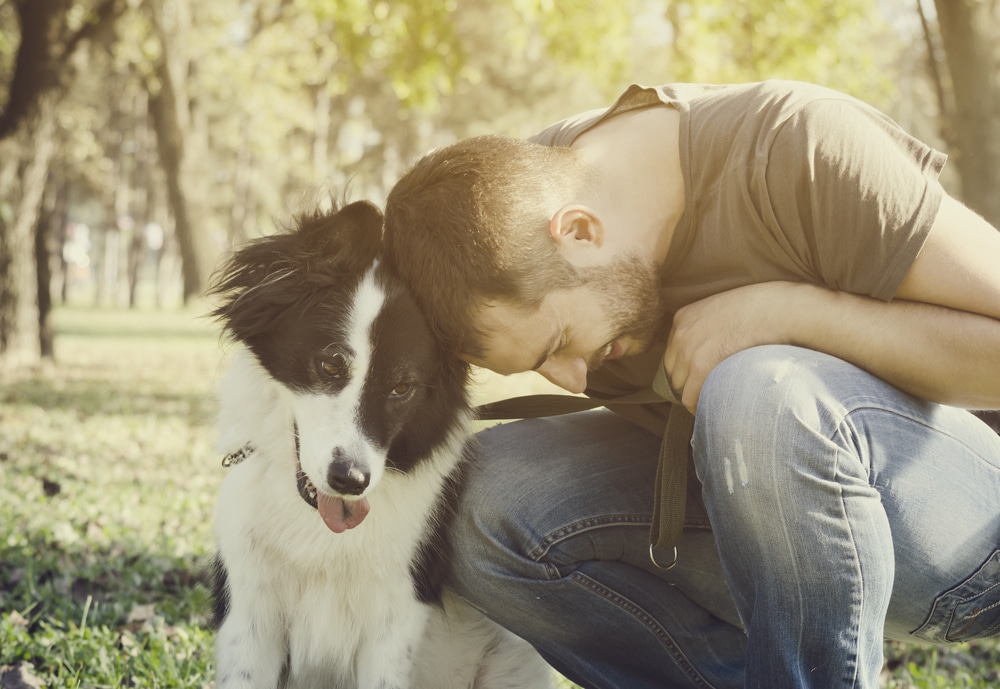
[663,281,805,413]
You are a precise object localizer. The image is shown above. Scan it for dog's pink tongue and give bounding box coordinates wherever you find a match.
[317,493,370,533]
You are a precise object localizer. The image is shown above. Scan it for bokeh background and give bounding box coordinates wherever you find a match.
[1,1,998,687]
[2,0,999,358]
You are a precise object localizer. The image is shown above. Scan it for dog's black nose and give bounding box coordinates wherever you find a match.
[327,451,370,496]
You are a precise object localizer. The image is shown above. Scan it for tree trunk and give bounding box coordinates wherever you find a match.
[36,169,67,360]
[147,69,205,302]
[127,88,152,308]
[933,0,1000,228]
[145,0,210,304]
[0,99,58,366]
[0,0,123,365]
[228,112,256,246]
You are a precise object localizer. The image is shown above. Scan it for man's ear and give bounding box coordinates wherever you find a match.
[549,204,604,254]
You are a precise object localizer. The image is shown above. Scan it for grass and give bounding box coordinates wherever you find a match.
[0,305,220,687]
[1,304,997,688]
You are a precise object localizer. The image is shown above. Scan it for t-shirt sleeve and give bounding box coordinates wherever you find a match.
[761,99,947,300]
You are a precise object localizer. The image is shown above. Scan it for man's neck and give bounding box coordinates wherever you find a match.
[572,105,685,268]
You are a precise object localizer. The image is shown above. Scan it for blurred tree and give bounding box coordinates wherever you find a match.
[436,0,632,140]
[142,0,215,303]
[926,0,1000,229]
[0,0,124,366]
[35,167,68,358]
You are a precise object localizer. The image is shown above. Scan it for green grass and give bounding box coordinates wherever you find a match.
[0,305,996,688]
[1,305,221,688]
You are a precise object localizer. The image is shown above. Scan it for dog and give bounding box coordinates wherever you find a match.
[208,198,553,689]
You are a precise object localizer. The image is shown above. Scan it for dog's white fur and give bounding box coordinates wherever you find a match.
[213,267,552,689]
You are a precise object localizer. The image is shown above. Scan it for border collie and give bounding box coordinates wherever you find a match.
[208,199,552,689]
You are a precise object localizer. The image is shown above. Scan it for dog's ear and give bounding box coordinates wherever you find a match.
[209,198,384,342]
[297,200,382,274]
[208,230,303,341]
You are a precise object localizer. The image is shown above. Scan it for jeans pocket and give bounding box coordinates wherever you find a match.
[911,549,1000,643]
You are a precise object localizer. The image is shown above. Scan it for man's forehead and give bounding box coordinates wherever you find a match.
[468,299,555,375]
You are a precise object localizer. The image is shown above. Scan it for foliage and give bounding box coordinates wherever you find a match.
[0,1,17,92]
[1,305,998,687]
[662,0,895,105]
[881,641,1000,689]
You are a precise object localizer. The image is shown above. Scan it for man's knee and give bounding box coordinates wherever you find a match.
[699,344,832,410]
[698,345,821,435]
[692,345,862,489]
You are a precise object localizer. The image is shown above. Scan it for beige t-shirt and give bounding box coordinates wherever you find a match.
[530,80,947,435]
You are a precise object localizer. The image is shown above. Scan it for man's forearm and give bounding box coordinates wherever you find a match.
[787,285,1000,409]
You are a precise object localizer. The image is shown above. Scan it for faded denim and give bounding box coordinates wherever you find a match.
[448,345,1000,689]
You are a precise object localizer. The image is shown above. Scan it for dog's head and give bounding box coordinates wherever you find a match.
[210,199,469,532]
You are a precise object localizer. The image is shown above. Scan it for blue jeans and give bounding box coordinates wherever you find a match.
[449,346,1000,688]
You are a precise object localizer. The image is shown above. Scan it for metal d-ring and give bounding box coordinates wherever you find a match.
[649,544,679,570]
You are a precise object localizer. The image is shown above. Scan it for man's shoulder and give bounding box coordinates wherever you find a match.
[689,79,862,128]
[528,80,856,148]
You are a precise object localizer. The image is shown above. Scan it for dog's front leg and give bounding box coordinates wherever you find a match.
[356,603,430,689]
[215,581,287,689]
[216,613,286,688]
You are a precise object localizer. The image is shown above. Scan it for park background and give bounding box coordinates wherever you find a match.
[1,0,998,686]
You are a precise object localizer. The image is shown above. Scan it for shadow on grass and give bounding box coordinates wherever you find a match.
[0,375,216,425]
[0,535,212,633]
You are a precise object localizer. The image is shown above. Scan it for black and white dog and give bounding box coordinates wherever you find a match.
[208,199,552,689]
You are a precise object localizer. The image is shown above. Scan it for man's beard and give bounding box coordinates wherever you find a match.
[579,252,664,356]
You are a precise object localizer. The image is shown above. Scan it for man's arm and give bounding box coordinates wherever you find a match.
[664,193,1000,414]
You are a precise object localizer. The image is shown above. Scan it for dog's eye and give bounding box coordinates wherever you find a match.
[319,353,347,378]
[390,382,413,397]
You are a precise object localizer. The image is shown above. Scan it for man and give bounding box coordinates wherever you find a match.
[382,80,1000,689]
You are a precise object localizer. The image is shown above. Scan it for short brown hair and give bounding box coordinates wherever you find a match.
[383,135,594,357]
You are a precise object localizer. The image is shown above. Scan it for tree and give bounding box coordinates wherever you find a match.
[0,0,125,366]
[926,0,1000,229]
[142,0,214,303]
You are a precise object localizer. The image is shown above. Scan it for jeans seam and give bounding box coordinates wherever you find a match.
[569,571,721,689]
[912,549,1000,641]
[838,401,994,466]
[834,445,865,689]
[529,515,714,563]
[528,514,650,561]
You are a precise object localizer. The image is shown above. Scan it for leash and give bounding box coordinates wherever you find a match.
[475,363,693,570]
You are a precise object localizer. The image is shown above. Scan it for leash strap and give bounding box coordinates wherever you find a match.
[476,363,694,569]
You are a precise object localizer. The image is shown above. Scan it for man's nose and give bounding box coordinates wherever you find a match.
[537,357,588,394]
